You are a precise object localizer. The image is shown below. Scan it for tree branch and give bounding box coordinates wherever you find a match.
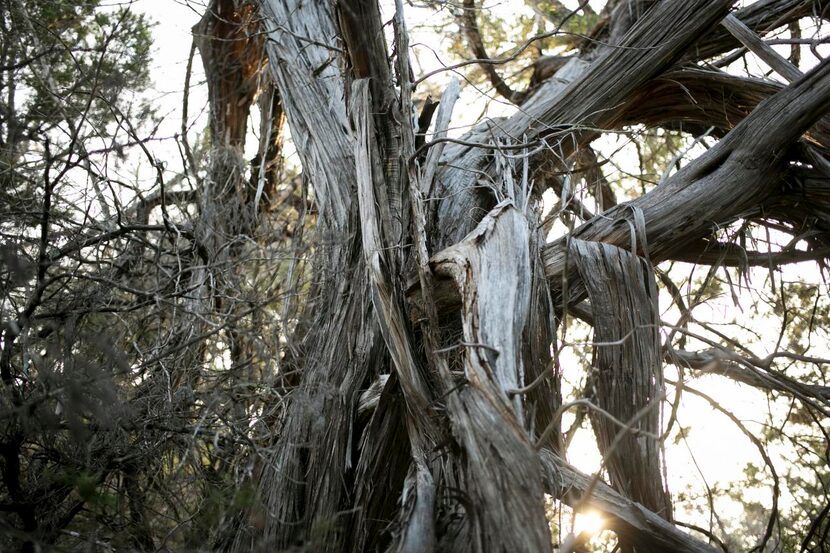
[543,57,830,302]
[459,0,520,102]
[540,449,721,553]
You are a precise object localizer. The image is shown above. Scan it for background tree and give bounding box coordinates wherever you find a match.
[0,1,290,550]
[0,1,156,549]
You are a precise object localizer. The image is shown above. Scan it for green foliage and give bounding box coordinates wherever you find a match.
[439,1,599,94]
[0,0,154,244]
[0,2,156,550]
[1,0,152,141]
[773,281,829,353]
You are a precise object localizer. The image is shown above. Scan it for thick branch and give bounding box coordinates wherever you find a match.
[194,0,264,147]
[351,79,437,553]
[434,0,736,250]
[688,0,829,62]
[259,0,352,229]
[540,450,720,553]
[542,57,830,298]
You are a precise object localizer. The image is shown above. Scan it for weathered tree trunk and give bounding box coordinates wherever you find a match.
[228,0,830,552]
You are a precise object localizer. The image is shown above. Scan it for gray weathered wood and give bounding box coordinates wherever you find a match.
[351,79,437,553]
[721,13,802,82]
[432,201,551,552]
[569,239,671,518]
[542,57,830,292]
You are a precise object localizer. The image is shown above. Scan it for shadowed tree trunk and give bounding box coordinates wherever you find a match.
[224,1,830,552]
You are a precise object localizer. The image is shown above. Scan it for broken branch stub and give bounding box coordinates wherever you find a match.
[432,201,550,552]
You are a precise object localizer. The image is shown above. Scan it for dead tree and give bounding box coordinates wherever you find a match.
[226,1,830,551]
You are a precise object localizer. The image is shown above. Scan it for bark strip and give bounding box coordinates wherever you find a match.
[570,239,671,519]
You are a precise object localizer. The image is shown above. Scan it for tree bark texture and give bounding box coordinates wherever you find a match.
[232,0,830,551]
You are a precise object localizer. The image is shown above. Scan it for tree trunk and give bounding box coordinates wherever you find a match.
[230,0,830,552]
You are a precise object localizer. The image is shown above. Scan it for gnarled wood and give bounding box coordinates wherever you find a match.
[570,239,671,520]
[242,1,830,552]
[432,201,551,552]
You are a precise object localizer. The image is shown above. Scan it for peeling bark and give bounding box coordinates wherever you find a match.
[432,201,551,552]
[239,0,830,551]
[570,239,671,520]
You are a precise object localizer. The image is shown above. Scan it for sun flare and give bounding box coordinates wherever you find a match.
[574,511,604,537]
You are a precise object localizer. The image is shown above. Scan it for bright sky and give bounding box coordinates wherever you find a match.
[130,0,208,170]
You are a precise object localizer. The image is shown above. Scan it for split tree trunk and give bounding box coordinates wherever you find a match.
[230,0,830,552]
